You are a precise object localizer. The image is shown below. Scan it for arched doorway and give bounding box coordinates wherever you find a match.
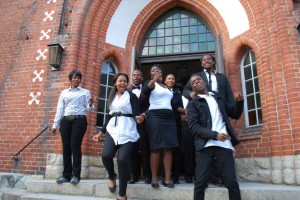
[139,7,216,91]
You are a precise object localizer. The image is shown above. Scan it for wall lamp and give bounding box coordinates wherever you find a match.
[47,43,65,70]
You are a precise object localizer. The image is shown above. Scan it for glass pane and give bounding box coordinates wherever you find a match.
[108,74,114,85]
[190,18,197,25]
[107,87,112,97]
[190,26,197,34]
[208,42,215,50]
[173,19,180,27]
[173,44,181,53]
[199,43,207,51]
[165,45,172,53]
[108,63,115,73]
[182,35,189,43]
[165,20,172,28]
[253,63,257,77]
[100,74,107,84]
[182,27,189,34]
[142,47,148,55]
[144,39,149,46]
[149,30,156,37]
[174,36,181,44]
[157,21,164,29]
[247,95,255,110]
[173,13,180,19]
[207,33,213,41]
[157,38,164,45]
[251,51,256,61]
[199,34,206,42]
[157,46,164,54]
[166,28,173,36]
[246,80,254,94]
[248,111,257,126]
[99,85,107,99]
[101,63,109,73]
[173,28,181,35]
[181,10,189,18]
[190,43,198,51]
[165,37,172,45]
[182,44,189,52]
[256,93,261,108]
[257,109,263,124]
[198,25,206,33]
[97,99,106,112]
[149,38,156,46]
[181,18,188,26]
[254,78,259,92]
[190,34,198,43]
[157,29,164,37]
[149,47,156,55]
[244,52,250,65]
[244,66,252,80]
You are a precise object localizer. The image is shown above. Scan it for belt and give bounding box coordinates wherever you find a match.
[64,115,86,120]
[111,112,133,126]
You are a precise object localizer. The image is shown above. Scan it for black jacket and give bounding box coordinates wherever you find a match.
[183,71,235,106]
[187,92,243,151]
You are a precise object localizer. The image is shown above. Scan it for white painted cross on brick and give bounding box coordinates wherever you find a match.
[32,70,45,82]
[39,29,51,40]
[47,0,57,4]
[43,10,55,22]
[36,49,48,61]
[28,92,41,105]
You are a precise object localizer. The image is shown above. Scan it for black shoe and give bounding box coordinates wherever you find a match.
[56,176,70,184]
[185,177,193,183]
[161,180,174,188]
[145,177,151,184]
[109,175,117,193]
[70,176,79,185]
[151,183,159,189]
[128,177,139,184]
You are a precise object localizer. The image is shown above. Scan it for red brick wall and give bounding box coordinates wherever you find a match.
[0,0,299,175]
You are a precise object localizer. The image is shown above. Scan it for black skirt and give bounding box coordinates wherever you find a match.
[146,109,178,151]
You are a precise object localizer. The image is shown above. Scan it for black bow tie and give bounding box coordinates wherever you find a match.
[132,85,140,90]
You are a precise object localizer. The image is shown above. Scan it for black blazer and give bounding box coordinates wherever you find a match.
[172,89,183,120]
[187,92,243,151]
[100,91,140,133]
[128,84,150,114]
[183,71,234,106]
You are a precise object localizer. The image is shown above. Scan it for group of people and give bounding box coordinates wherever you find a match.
[50,54,244,200]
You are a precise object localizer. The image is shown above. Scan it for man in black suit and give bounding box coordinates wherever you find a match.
[183,54,235,185]
[127,69,151,184]
[187,74,243,200]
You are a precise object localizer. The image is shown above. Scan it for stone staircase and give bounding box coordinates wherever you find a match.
[2,178,300,200]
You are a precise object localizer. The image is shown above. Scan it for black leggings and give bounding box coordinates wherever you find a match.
[102,134,135,196]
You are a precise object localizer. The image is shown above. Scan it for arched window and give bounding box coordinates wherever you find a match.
[140,7,215,56]
[241,50,262,127]
[96,60,117,128]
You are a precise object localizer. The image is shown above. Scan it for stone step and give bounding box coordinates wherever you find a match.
[5,179,300,200]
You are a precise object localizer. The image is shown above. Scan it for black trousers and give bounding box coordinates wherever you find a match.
[182,122,195,179]
[59,116,87,180]
[102,134,135,197]
[130,122,151,180]
[194,146,241,200]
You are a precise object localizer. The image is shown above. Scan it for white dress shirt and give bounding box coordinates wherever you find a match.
[52,86,95,129]
[149,82,173,110]
[106,91,140,145]
[204,69,218,92]
[198,92,234,151]
[131,84,142,98]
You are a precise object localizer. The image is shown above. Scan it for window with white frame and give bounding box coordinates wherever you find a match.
[96,60,117,128]
[241,50,262,127]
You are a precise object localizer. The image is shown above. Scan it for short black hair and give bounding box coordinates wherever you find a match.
[68,70,82,81]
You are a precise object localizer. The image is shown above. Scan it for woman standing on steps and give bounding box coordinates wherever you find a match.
[93,72,145,200]
[142,64,178,189]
